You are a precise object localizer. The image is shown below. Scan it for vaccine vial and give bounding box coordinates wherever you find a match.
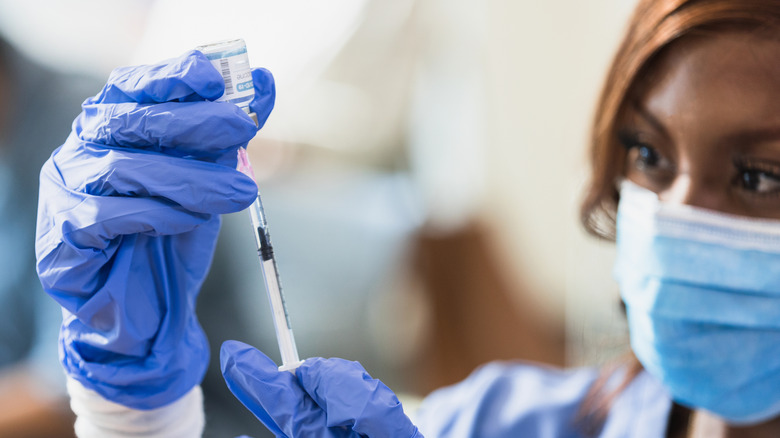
[195,39,254,112]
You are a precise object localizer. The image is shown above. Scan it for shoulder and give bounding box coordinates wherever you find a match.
[599,369,672,437]
[415,361,599,438]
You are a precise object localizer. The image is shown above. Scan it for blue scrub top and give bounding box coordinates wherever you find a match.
[415,361,672,438]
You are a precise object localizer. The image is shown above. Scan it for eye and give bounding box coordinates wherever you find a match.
[632,144,660,170]
[734,159,780,195]
[618,131,674,182]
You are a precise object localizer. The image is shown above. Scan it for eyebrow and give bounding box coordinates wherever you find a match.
[629,101,671,140]
[723,127,780,147]
[630,101,780,147]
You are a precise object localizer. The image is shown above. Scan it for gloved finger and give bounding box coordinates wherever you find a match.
[89,50,225,104]
[36,192,216,300]
[220,341,326,438]
[75,101,257,160]
[51,141,257,215]
[38,211,219,305]
[298,358,421,437]
[37,171,215,255]
[249,68,276,129]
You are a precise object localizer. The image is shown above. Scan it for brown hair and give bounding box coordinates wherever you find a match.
[580,0,780,240]
[577,0,780,434]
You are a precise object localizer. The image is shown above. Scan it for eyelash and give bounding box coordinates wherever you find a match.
[617,131,641,150]
[618,132,669,171]
[733,158,780,196]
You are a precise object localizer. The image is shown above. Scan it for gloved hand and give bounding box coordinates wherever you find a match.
[221,341,423,438]
[35,50,275,410]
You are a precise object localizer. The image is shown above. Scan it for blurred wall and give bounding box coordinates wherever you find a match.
[0,0,151,76]
[478,0,639,366]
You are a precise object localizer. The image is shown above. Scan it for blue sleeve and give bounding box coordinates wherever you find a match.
[415,361,599,438]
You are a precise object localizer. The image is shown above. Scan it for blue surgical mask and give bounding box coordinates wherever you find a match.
[614,181,780,425]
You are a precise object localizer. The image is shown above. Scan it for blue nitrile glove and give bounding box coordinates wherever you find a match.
[221,341,423,438]
[35,50,275,410]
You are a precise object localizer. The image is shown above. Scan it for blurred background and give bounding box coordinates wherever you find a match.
[0,0,639,436]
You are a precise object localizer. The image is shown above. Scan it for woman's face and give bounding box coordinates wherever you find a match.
[619,31,780,219]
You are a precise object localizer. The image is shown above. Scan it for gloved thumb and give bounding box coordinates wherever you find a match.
[249,68,275,129]
[297,358,422,437]
[220,341,315,438]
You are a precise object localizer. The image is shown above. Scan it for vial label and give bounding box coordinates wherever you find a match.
[196,40,254,110]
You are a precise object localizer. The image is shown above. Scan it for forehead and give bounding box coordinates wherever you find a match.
[634,31,780,128]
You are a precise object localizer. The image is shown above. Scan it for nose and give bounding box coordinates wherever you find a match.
[657,174,726,211]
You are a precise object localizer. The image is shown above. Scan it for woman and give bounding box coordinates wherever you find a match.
[411,0,780,435]
[35,0,780,436]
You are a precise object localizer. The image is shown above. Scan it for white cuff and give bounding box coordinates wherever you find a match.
[67,378,205,438]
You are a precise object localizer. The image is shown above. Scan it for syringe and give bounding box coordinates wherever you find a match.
[237,148,303,371]
[197,39,303,372]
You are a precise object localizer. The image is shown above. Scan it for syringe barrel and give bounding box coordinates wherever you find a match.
[260,257,300,366]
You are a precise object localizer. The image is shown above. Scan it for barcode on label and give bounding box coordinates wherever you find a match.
[220,58,234,96]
